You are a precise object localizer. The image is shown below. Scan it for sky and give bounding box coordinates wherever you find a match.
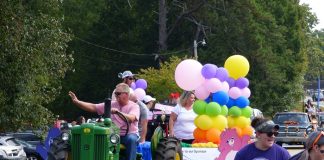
[300,0,324,30]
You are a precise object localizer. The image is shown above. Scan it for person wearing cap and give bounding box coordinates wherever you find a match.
[143,95,156,110]
[129,93,148,143]
[234,117,290,160]
[111,70,136,101]
[169,91,197,144]
[68,83,140,160]
[289,131,324,160]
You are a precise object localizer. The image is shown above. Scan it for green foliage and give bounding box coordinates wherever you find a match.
[0,0,72,131]
[137,56,184,101]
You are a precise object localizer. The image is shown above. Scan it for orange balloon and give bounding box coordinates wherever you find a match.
[193,128,207,140]
[242,126,254,136]
[206,128,221,144]
[233,127,243,137]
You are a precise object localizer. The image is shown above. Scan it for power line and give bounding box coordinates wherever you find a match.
[74,36,191,56]
[78,55,149,67]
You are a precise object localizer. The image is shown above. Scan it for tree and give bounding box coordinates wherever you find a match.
[0,0,72,131]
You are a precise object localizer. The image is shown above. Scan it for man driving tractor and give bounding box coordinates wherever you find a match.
[68,83,140,160]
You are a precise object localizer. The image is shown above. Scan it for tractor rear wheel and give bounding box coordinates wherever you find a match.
[47,137,70,160]
[155,137,182,160]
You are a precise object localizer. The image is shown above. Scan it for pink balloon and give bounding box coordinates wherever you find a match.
[134,88,146,101]
[195,84,210,100]
[241,87,251,98]
[221,81,229,92]
[204,78,222,93]
[228,87,241,99]
[175,59,205,91]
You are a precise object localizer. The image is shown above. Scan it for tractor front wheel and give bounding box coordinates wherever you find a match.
[155,137,182,160]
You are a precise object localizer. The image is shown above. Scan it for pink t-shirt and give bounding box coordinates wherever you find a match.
[95,101,139,136]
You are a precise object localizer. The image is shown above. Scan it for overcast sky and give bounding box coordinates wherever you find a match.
[300,0,324,30]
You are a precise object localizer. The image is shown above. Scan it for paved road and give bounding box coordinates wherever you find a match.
[283,144,303,156]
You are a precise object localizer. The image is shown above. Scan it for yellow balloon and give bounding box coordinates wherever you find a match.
[224,55,250,79]
[194,115,213,130]
[211,115,228,131]
[235,116,251,129]
[227,116,235,128]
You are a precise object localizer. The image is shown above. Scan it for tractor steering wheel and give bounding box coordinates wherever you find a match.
[115,111,130,136]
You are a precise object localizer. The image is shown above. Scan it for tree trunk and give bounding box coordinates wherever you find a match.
[158,0,167,52]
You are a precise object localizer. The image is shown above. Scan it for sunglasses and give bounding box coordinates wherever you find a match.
[126,77,134,80]
[312,131,324,149]
[261,131,279,137]
[114,92,127,96]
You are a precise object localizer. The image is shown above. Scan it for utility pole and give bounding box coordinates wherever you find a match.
[193,40,198,60]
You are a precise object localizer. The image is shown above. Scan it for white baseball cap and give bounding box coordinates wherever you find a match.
[143,95,156,103]
[118,70,136,79]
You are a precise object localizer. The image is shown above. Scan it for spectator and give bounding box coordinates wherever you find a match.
[129,93,148,143]
[289,131,324,160]
[169,91,196,144]
[76,116,85,125]
[143,95,156,110]
[234,117,290,160]
[69,83,139,160]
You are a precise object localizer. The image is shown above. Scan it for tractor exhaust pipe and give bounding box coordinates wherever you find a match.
[104,98,112,118]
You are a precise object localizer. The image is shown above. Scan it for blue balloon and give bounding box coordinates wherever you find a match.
[205,96,211,103]
[212,91,229,106]
[226,98,235,108]
[235,96,250,108]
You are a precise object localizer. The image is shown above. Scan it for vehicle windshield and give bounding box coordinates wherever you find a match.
[273,114,309,125]
[5,138,20,146]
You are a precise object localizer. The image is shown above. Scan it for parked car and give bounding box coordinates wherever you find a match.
[16,139,41,160]
[273,112,313,147]
[317,112,324,129]
[6,131,42,146]
[0,136,27,160]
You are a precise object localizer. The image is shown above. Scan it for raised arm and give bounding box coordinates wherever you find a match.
[68,91,97,113]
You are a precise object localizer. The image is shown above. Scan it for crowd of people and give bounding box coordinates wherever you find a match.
[67,70,324,160]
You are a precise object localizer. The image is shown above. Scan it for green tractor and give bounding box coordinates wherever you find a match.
[48,99,183,160]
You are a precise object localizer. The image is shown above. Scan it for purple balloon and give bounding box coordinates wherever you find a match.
[201,64,217,79]
[135,79,147,90]
[235,77,249,89]
[131,82,136,90]
[214,67,229,82]
[226,77,235,88]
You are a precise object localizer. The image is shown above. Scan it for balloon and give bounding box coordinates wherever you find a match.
[130,82,136,90]
[228,106,241,117]
[175,59,205,91]
[135,79,148,90]
[242,126,254,136]
[221,81,230,92]
[206,128,221,144]
[193,128,207,140]
[193,100,207,115]
[235,77,249,89]
[226,77,235,88]
[235,116,251,128]
[214,67,229,82]
[201,64,217,79]
[134,88,146,101]
[212,91,229,106]
[226,98,236,108]
[224,55,250,79]
[221,105,228,116]
[194,115,213,130]
[195,84,210,100]
[227,116,235,128]
[241,106,252,118]
[211,115,228,131]
[228,87,242,99]
[205,97,211,103]
[235,96,250,108]
[204,78,222,93]
[205,102,221,116]
[241,87,251,98]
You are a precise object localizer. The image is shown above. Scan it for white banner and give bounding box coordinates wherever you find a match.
[182,148,220,160]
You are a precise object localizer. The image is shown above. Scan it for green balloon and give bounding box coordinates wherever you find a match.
[205,102,221,116]
[241,106,252,118]
[229,106,242,117]
[193,100,207,115]
[221,105,228,116]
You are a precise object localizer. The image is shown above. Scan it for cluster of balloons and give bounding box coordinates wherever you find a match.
[131,79,147,101]
[174,55,254,144]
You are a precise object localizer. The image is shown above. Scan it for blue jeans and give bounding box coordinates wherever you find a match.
[121,133,138,160]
